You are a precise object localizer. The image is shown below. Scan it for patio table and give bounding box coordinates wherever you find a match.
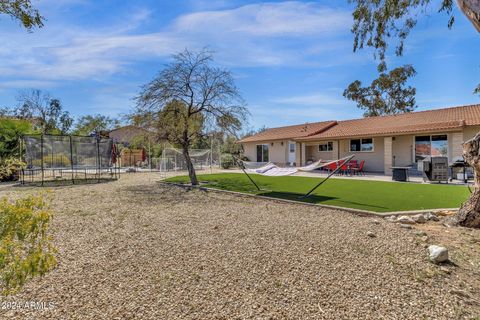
[391,166,410,182]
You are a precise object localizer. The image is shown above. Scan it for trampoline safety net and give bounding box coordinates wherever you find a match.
[22,134,119,185]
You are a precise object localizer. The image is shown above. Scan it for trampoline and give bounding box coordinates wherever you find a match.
[21,134,120,185]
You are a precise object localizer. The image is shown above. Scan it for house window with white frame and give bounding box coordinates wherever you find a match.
[319,142,333,152]
[350,138,374,152]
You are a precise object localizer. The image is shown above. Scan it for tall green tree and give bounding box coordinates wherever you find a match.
[135,49,248,185]
[343,65,417,116]
[0,0,44,31]
[0,118,32,159]
[73,114,120,136]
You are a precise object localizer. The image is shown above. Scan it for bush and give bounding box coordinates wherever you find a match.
[221,153,235,169]
[0,193,57,295]
[31,154,71,168]
[0,158,26,182]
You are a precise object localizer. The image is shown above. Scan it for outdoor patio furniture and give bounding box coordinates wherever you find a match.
[391,166,410,182]
[351,160,365,175]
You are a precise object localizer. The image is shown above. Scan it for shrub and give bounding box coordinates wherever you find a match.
[0,158,26,182]
[221,153,235,169]
[31,153,71,168]
[0,193,57,295]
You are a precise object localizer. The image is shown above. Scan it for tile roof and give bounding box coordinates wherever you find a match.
[239,121,337,143]
[301,104,480,140]
[240,104,480,143]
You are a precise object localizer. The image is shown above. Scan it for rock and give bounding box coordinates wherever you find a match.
[440,266,451,274]
[411,214,426,224]
[372,219,380,225]
[420,236,429,242]
[424,212,440,221]
[428,245,449,264]
[400,224,413,229]
[384,216,396,222]
[437,210,455,217]
[397,216,415,224]
[367,231,376,238]
[415,231,427,236]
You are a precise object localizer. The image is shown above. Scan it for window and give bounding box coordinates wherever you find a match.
[415,135,447,162]
[289,143,295,153]
[350,138,374,152]
[319,142,333,152]
[256,144,269,162]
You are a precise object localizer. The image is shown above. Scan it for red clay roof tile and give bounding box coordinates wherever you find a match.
[241,104,480,143]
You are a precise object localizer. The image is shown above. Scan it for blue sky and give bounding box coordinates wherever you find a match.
[0,0,479,131]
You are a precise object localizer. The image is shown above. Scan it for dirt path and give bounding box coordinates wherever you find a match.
[0,173,479,319]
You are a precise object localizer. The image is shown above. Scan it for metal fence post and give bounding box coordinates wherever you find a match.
[96,137,100,183]
[69,135,75,184]
[40,134,44,186]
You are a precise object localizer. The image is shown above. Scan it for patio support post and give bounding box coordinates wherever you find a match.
[384,137,393,175]
[301,143,306,166]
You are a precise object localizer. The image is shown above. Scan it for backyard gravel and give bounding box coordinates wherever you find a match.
[0,173,479,319]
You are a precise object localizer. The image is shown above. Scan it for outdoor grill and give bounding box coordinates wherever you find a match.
[419,156,449,183]
[449,157,471,183]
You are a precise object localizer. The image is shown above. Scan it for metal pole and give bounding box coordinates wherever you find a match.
[149,140,152,172]
[40,134,44,186]
[300,155,355,199]
[69,136,75,184]
[234,156,261,191]
[96,137,100,183]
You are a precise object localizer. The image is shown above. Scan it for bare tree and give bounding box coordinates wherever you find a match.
[135,49,248,185]
[16,89,73,134]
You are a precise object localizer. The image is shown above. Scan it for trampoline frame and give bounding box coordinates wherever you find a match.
[21,134,120,186]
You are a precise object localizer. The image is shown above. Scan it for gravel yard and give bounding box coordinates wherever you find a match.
[0,173,479,319]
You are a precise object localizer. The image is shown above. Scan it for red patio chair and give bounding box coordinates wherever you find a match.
[351,160,365,175]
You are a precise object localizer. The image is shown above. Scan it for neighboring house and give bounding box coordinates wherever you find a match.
[239,104,480,174]
[108,125,150,146]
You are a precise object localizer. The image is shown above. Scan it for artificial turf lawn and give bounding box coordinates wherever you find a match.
[165,173,470,213]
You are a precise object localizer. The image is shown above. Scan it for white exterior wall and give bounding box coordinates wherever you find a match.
[338,137,385,173]
[241,140,288,165]
[305,141,336,162]
[384,137,393,175]
[392,135,414,167]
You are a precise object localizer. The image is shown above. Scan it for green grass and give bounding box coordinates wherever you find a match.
[165,173,470,213]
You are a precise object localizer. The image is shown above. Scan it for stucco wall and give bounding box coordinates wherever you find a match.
[305,142,335,162]
[241,140,288,164]
[338,137,385,173]
[392,135,414,167]
[463,125,480,140]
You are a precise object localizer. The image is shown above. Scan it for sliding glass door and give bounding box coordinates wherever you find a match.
[415,135,448,162]
[256,144,269,162]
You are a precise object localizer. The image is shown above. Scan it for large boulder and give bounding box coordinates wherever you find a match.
[428,245,449,264]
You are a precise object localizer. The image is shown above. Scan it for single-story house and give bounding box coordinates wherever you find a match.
[239,104,480,174]
[108,125,151,146]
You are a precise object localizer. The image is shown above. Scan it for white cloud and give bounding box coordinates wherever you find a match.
[272,92,346,106]
[0,80,58,89]
[174,2,350,37]
[0,1,354,84]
